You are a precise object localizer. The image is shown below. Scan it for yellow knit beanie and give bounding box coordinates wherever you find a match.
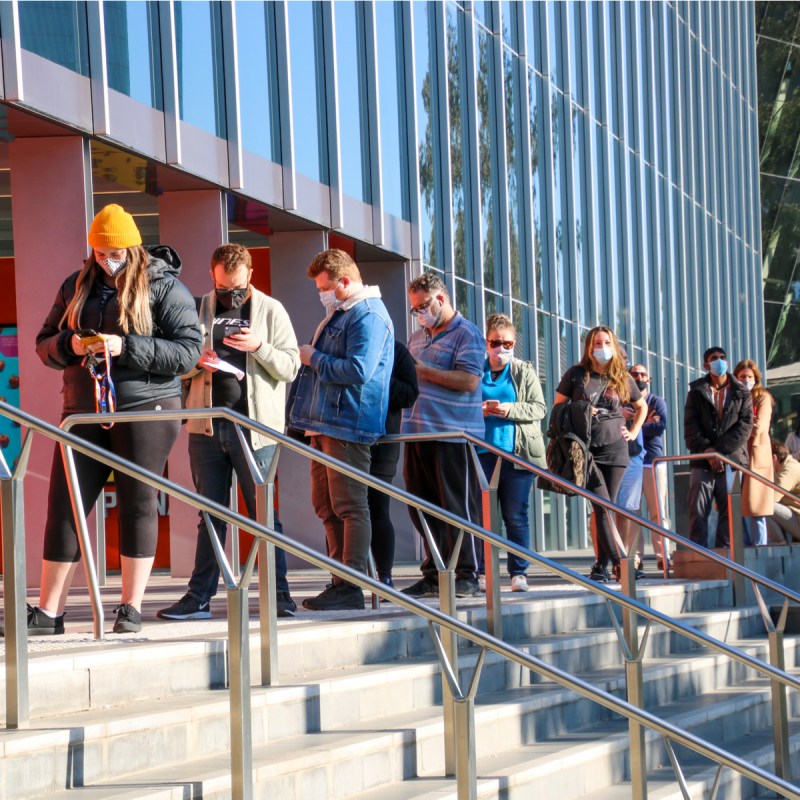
[88,204,142,249]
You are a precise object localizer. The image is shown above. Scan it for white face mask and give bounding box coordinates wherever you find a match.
[489,346,513,365]
[417,305,442,329]
[742,378,755,392]
[97,256,126,277]
[319,289,340,313]
[592,345,613,364]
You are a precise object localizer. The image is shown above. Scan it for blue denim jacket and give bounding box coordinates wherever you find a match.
[288,295,394,444]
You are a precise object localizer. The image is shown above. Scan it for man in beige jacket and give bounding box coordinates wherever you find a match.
[159,244,300,620]
[767,440,800,543]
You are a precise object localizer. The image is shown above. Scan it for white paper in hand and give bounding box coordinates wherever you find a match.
[200,357,245,381]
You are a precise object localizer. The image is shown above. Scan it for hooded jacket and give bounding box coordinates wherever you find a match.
[683,373,753,470]
[36,245,202,412]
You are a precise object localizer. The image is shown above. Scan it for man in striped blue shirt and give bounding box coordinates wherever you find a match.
[401,273,485,598]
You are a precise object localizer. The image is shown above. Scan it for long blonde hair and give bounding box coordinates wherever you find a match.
[61,246,153,335]
[579,325,631,403]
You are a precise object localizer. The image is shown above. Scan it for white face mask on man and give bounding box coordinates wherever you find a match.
[319,289,340,313]
[416,304,443,329]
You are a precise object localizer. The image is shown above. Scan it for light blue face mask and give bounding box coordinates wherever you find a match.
[592,346,613,364]
[708,358,728,377]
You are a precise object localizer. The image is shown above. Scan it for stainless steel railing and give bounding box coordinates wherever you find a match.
[2,402,800,800]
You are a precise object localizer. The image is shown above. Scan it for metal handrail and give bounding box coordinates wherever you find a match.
[1,403,799,799]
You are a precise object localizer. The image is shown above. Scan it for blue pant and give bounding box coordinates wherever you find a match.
[187,421,288,602]
[478,452,534,577]
[743,516,768,546]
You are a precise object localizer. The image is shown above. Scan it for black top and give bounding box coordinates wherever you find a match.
[209,299,250,414]
[36,245,202,412]
[556,364,642,462]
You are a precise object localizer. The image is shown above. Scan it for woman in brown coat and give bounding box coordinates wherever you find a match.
[734,359,774,545]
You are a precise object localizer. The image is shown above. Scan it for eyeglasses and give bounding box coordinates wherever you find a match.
[215,285,248,294]
[630,371,647,378]
[410,297,436,316]
[488,339,515,350]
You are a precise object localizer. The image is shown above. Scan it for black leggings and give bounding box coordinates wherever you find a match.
[587,460,627,567]
[368,441,401,578]
[43,397,181,562]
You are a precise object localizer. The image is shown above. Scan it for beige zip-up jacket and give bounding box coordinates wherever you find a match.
[185,287,300,450]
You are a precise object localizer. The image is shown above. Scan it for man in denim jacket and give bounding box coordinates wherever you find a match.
[288,249,394,610]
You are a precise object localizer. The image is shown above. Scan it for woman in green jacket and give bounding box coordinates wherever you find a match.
[477,314,547,592]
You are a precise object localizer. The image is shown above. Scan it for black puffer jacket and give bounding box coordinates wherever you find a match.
[36,245,202,412]
[683,373,753,469]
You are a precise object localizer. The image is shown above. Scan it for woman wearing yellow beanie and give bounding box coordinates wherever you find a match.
[29,204,202,635]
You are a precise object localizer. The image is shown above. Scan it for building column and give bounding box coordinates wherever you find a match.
[157,190,227,578]
[8,137,92,588]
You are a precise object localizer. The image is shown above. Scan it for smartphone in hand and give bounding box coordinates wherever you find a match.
[76,329,104,347]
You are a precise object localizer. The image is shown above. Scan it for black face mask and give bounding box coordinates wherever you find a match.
[635,379,648,391]
[215,287,249,310]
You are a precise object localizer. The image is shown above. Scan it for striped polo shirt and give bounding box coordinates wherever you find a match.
[401,312,485,438]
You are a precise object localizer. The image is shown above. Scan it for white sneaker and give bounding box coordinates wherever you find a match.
[511,575,529,592]
[478,574,487,593]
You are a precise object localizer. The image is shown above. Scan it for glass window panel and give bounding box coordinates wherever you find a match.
[473,1,490,30]
[591,121,609,314]
[447,3,468,278]
[691,34,703,205]
[484,289,501,319]
[477,26,498,289]
[605,1,621,138]
[505,44,524,301]
[18,1,89,76]
[547,0,562,89]
[175,1,226,137]
[414,1,438,266]
[607,137,623,330]
[552,90,568,318]
[640,3,653,167]
[572,105,589,325]
[501,0,516,51]
[288,1,328,184]
[530,69,546,309]
[334,2,370,202]
[568,1,584,108]
[104,1,162,109]
[455,277,477,320]
[236,1,277,162]
[586,1,603,123]
[512,300,535,363]
[525,1,540,72]
[376,2,409,220]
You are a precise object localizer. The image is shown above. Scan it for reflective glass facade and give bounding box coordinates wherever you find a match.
[0,0,763,551]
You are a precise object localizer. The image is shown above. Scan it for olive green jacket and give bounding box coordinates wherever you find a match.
[505,359,547,468]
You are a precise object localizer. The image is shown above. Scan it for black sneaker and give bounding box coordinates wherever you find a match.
[157,594,212,620]
[27,604,66,636]
[113,604,142,634]
[401,577,439,598]
[454,578,481,597]
[302,582,365,611]
[589,563,611,583]
[276,591,297,618]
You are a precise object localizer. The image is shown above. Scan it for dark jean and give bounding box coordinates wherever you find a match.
[477,452,534,577]
[688,465,734,548]
[187,421,288,603]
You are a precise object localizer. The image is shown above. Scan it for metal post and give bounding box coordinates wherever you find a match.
[234,426,278,687]
[728,471,746,607]
[61,444,105,640]
[620,556,647,800]
[478,452,502,639]
[1,439,32,729]
[230,472,240,580]
[417,509,458,776]
[94,492,107,586]
[204,512,256,800]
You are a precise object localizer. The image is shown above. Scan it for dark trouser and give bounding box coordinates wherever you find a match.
[43,397,181,562]
[477,452,534,576]
[368,440,401,578]
[187,421,288,603]
[309,435,372,578]
[688,465,733,548]
[586,460,627,567]
[403,441,480,581]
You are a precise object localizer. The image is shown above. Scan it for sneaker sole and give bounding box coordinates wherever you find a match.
[28,627,65,636]
[156,610,212,620]
[277,608,296,618]
[301,601,365,611]
[112,623,142,634]
[511,585,529,592]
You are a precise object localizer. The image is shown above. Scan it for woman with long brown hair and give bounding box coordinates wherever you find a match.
[26,204,201,635]
[733,359,774,545]
[553,326,647,582]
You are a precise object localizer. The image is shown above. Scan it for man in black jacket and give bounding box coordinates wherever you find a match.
[684,346,753,548]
